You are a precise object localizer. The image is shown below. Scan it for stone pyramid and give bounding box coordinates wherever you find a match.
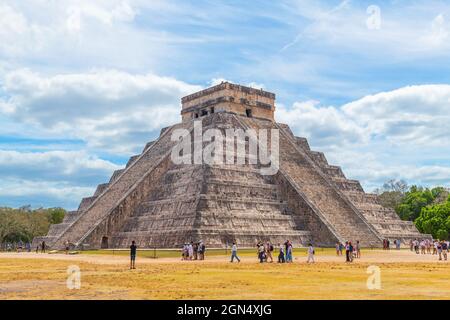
[34,82,427,249]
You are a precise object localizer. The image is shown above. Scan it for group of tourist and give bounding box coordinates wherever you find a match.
[410,239,449,261]
[181,241,206,261]
[335,241,361,262]
[253,240,297,263]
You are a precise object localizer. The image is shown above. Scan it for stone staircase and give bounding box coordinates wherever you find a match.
[46,122,187,249]
[237,115,382,247]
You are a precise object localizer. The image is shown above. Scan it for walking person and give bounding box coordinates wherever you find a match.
[41,241,46,253]
[130,240,137,269]
[307,243,315,263]
[278,243,285,263]
[188,242,194,260]
[437,241,443,261]
[348,241,354,262]
[198,241,205,260]
[65,240,70,254]
[230,242,240,263]
[335,242,340,256]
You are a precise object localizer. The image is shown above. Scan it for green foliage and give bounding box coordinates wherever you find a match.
[0,207,66,243]
[415,197,450,240]
[394,185,445,221]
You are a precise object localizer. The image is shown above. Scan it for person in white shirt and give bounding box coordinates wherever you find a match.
[307,243,315,263]
[230,242,240,263]
[188,243,194,260]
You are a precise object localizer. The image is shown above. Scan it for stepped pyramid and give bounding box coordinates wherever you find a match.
[34,82,428,249]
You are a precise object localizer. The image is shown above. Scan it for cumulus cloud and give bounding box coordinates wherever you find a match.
[277,84,450,148]
[0,150,122,209]
[0,150,120,185]
[277,84,450,191]
[0,69,201,153]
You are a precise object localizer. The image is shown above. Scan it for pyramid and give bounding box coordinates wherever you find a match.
[34,82,428,249]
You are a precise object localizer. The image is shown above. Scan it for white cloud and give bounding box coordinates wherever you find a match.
[0,150,120,183]
[0,69,201,153]
[277,84,450,190]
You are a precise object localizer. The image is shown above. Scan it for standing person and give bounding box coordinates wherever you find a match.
[193,242,198,260]
[230,242,240,263]
[130,240,137,269]
[339,242,344,256]
[386,239,390,250]
[307,243,315,263]
[441,241,448,261]
[198,242,204,260]
[286,241,293,263]
[335,242,340,256]
[345,241,350,262]
[396,239,401,250]
[355,240,361,258]
[409,240,414,251]
[65,241,70,254]
[266,242,273,263]
[188,242,194,260]
[348,242,354,262]
[437,241,443,261]
[278,243,285,263]
[433,240,438,255]
[258,243,265,263]
[41,241,46,253]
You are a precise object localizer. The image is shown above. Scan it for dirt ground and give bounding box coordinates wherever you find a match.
[0,249,449,300]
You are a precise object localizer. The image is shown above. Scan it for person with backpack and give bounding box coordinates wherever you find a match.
[230,242,240,263]
[307,243,315,263]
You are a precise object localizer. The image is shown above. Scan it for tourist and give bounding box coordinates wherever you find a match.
[258,242,266,263]
[414,239,420,254]
[41,241,46,253]
[386,239,390,250]
[437,241,443,261]
[130,240,137,269]
[420,240,426,254]
[409,240,414,251]
[396,239,401,250]
[198,241,205,260]
[188,242,194,260]
[193,242,198,260]
[65,240,70,254]
[355,240,361,258]
[441,241,448,261]
[426,239,431,254]
[266,242,274,263]
[348,242,354,262]
[286,241,293,263]
[433,240,438,255]
[335,242,340,256]
[181,243,188,260]
[307,243,315,263]
[230,242,240,263]
[278,243,285,263]
[345,241,350,262]
[339,242,344,256]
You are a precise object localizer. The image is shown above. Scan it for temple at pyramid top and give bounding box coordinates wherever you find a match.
[181,82,276,122]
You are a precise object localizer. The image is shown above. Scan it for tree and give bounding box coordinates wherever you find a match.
[0,207,66,244]
[415,195,450,240]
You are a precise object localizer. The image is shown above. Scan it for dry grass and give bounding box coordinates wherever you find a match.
[0,250,449,300]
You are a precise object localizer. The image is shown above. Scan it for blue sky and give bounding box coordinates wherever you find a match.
[1,0,450,209]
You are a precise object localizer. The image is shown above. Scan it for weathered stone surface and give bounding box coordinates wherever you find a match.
[36,83,430,249]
